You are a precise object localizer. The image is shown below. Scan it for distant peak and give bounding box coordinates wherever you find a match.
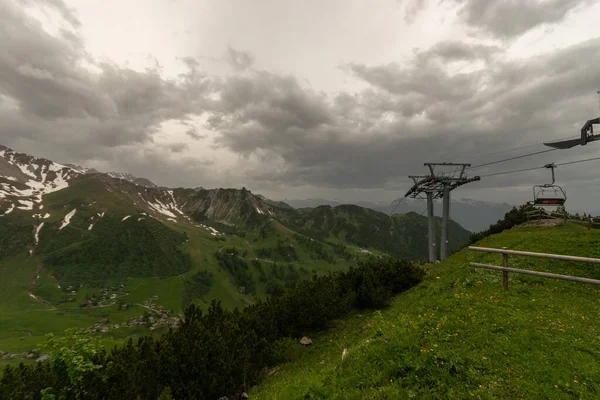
[106,171,157,188]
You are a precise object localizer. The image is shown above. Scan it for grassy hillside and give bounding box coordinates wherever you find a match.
[250,222,600,399]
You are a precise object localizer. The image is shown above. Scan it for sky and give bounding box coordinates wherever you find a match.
[1,0,600,212]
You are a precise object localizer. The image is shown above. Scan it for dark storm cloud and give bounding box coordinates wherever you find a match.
[427,40,503,62]
[225,46,255,71]
[206,37,600,191]
[208,71,333,155]
[451,0,595,39]
[21,0,81,28]
[185,127,206,140]
[168,143,188,153]
[402,0,595,40]
[0,0,216,155]
[403,0,427,24]
[2,0,600,199]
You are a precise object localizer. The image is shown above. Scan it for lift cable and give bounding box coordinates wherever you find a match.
[388,196,407,217]
[462,134,580,162]
[478,155,600,178]
[467,148,558,170]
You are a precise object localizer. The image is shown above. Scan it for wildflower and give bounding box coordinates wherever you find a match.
[482,356,487,360]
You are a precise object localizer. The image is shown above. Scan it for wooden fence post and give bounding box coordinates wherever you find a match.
[502,247,509,290]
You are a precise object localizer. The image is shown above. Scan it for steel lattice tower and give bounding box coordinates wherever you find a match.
[404,163,480,262]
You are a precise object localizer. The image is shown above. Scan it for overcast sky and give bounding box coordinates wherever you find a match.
[1,0,600,212]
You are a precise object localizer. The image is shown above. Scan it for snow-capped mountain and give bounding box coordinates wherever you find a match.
[0,145,82,215]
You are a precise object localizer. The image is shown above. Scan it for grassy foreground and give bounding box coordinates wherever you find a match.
[250,223,600,399]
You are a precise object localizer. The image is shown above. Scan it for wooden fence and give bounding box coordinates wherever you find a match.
[469,246,600,290]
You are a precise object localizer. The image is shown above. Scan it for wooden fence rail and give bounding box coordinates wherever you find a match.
[468,246,600,290]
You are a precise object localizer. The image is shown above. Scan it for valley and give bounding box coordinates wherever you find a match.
[0,145,472,369]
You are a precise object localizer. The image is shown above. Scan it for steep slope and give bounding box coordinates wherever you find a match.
[251,223,600,399]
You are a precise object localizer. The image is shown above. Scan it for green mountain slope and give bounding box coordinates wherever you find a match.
[282,204,471,260]
[250,222,600,399]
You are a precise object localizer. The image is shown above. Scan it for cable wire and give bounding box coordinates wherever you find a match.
[468,148,558,170]
[462,142,543,161]
[556,156,600,167]
[388,196,406,217]
[479,155,600,178]
[462,134,579,161]
[479,166,543,178]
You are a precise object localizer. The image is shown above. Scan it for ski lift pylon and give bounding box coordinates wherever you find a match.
[532,163,567,206]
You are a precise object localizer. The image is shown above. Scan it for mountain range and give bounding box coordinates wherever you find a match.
[0,144,476,366]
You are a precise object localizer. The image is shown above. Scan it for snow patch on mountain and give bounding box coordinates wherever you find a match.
[2,203,15,216]
[195,223,222,236]
[17,199,34,210]
[146,198,178,219]
[121,215,131,222]
[59,208,77,231]
[34,222,44,244]
[166,190,185,214]
[88,223,94,231]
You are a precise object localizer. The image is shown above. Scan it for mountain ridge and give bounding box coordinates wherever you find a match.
[284,196,514,233]
[0,144,473,290]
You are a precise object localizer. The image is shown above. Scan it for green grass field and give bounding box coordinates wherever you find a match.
[250,223,600,399]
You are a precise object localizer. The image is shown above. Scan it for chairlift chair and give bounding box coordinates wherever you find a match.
[532,163,567,207]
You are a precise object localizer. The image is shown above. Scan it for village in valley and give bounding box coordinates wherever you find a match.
[75,285,183,334]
